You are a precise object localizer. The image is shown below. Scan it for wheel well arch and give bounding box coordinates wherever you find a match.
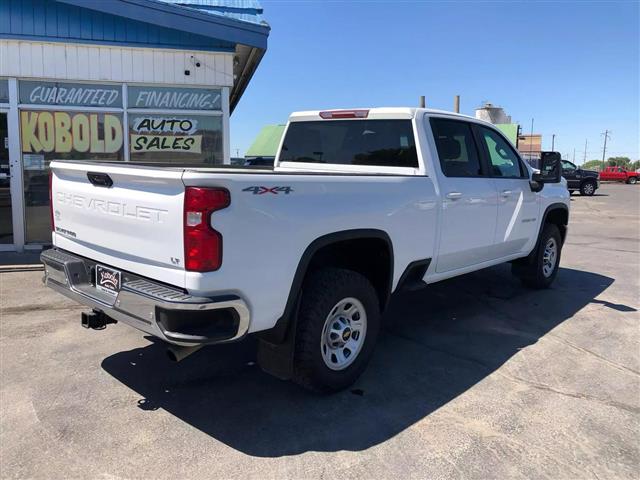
[542,203,568,244]
[263,229,393,344]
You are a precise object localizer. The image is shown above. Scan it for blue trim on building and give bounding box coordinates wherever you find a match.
[158,0,267,26]
[58,0,269,49]
[0,0,269,50]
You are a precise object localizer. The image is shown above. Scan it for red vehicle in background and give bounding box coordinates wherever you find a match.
[599,166,638,184]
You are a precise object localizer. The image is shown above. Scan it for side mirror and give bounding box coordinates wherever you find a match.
[530,151,562,192]
[539,151,562,183]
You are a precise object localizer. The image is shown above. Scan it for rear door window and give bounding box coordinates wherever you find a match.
[279,120,418,168]
[429,118,483,177]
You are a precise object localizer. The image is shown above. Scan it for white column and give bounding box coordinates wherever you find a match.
[7,78,25,252]
[221,86,230,165]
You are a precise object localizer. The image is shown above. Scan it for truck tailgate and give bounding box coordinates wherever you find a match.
[50,161,186,288]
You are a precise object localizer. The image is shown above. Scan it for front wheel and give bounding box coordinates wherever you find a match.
[293,267,381,392]
[512,223,562,289]
[580,180,597,196]
[627,177,638,185]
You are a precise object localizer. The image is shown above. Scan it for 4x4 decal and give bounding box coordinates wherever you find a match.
[242,186,294,195]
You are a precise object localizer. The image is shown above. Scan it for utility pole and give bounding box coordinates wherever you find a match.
[601,130,611,171]
[454,95,460,113]
[419,96,425,108]
[529,118,535,164]
[551,134,556,151]
[583,139,588,165]
[516,124,522,148]
[572,148,575,163]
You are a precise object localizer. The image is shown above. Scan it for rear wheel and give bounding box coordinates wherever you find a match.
[293,267,380,392]
[627,177,638,185]
[580,180,596,196]
[512,223,562,289]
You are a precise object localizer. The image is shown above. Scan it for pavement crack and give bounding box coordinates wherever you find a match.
[1,304,84,315]
[388,331,640,416]
[494,372,640,415]
[546,332,640,376]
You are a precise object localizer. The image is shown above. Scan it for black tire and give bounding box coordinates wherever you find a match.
[293,267,380,393]
[627,177,638,185]
[580,180,597,196]
[512,223,562,289]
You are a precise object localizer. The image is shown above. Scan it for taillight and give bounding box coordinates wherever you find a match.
[49,169,54,232]
[319,109,369,119]
[183,187,230,272]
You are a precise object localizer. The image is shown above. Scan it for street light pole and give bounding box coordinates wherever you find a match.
[551,134,555,151]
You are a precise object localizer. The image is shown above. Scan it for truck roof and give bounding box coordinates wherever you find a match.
[288,107,480,122]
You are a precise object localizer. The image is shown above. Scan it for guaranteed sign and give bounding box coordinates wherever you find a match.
[21,111,123,154]
[19,81,122,108]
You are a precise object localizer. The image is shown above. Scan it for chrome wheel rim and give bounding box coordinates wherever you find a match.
[320,297,367,371]
[584,183,594,194]
[542,237,558,278]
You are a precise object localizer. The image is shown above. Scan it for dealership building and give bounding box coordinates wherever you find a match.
[0,0,269,252]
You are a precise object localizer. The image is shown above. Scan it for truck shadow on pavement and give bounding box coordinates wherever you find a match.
[101,264,620,457]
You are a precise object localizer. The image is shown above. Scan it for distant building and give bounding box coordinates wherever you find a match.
[475,102,512,124]
[495,124,519,146]
[518,134,543,168]
[244,124,286,165]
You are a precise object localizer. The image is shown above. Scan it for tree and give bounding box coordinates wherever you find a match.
[583,160,603,170]
[607,156,631,167]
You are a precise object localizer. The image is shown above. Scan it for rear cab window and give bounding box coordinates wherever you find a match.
[429,118,483,177]
[278,119,419,171]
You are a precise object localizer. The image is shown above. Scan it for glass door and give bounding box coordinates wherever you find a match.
[0,112,12,245]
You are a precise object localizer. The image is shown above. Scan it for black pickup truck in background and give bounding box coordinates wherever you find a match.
[561,160,600,196]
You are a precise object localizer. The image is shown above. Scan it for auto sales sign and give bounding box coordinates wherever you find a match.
[130,116,202,154]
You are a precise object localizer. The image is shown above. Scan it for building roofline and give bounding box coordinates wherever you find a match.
[56,0,270,49]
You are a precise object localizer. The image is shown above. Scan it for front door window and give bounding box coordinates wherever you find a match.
[0,112,12,244]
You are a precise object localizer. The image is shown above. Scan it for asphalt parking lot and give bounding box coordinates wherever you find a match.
[1,182,638,479]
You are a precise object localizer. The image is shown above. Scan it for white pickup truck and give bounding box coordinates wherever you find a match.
[42,108,569,392]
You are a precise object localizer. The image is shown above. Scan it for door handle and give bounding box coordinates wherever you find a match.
[500,190,512,197]
[446,191,463,200]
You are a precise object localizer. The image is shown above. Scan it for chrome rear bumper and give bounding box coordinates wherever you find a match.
[41,248,250,346]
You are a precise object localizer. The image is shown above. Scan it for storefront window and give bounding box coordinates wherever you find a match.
[128,113,222,165]
[14,80,227,245]
[21,110,124,243]
[0,79,8,103]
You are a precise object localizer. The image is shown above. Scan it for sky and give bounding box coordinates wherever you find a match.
[230,0,639,163]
